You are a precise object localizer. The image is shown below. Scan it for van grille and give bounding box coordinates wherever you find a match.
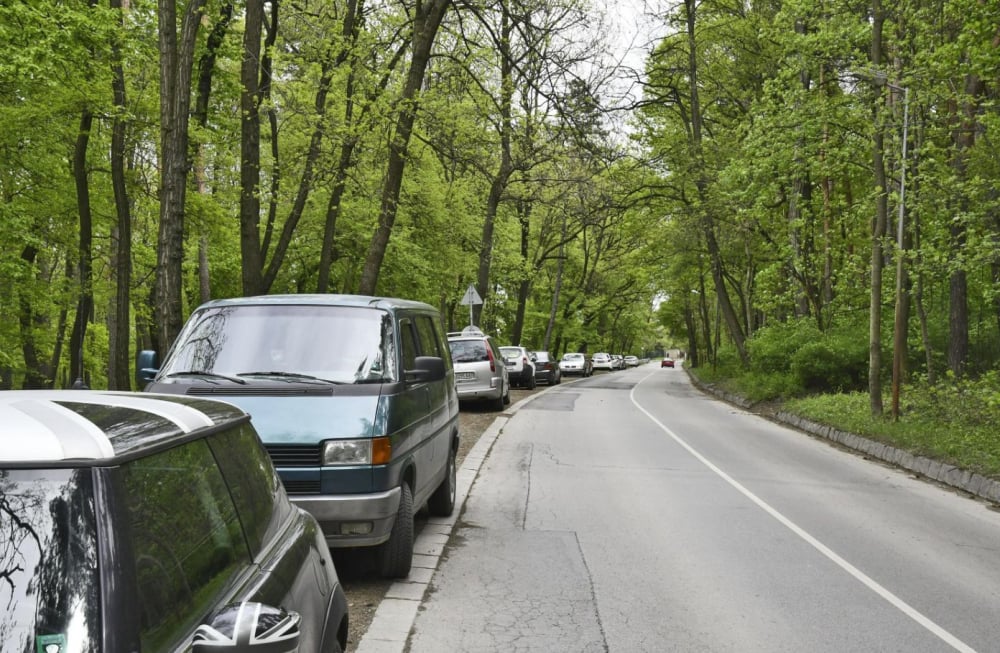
[281,479,321,495]
[265,444,321,467]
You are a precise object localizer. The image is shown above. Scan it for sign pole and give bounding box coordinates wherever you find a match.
[459,283,484,329]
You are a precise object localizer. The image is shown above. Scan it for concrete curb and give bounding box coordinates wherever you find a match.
[686,371,1000,506]
[354,384,560,653]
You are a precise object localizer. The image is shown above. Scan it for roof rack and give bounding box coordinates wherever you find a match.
[447,326,486,337]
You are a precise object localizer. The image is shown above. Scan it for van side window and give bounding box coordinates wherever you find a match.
[122,440,250,650]
[399,318,418,369]
[415,315,442,358]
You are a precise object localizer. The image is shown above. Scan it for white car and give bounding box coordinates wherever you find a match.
[624,355,639,367]
[499,345,537,389]
[559,352,592,377]
[592,352,614,371]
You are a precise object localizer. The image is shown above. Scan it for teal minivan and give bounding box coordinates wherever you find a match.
[138,294,460,578]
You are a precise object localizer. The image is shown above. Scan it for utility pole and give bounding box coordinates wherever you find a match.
[879,75,910,421]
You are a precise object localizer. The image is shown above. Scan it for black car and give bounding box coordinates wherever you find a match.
[532,351,562,385]
[0,390,348,653]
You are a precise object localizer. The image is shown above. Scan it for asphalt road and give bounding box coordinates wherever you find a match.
[402,364,1000,652]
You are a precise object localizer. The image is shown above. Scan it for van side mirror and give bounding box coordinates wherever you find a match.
[192,602,300,653]
[135,350,159,388]
[405,356,445,383]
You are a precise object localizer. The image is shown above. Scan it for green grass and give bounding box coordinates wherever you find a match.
[689,369,1000,480]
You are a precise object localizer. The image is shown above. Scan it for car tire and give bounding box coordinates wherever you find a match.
[378,483,413,579]
[491,386,505,411]
[503,381,511,405]
[428,445,457,517]
[527,372,536,390]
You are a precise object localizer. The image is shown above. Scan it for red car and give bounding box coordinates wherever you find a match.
[661,358,675,368]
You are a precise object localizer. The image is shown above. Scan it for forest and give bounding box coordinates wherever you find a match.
[1,0,999,434]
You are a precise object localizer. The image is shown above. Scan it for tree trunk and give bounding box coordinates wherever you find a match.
[69,109,93,387]
[868,0,886,416]
[510,200,532,344]
[109,0,133,390]
[192,3,234,307]
[239,0,265,296]
[683,0,747,364]
[156,0,204,353]
[358,0,451,295]
[946,73,985,377]
[543,214,568,350]
[19,246,52,389]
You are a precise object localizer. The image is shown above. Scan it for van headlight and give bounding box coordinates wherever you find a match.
[322,437,391,465]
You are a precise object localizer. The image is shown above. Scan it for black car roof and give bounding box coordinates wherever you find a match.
[0,390,249,467]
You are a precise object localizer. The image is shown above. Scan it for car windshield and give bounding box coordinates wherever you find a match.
[1,468,100,652]
[499,347,521,357]
[158,305,397,384]
[562,353,583,361]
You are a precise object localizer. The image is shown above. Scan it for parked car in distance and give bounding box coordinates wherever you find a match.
[624,355,639,367]
[592,352,614,371]
[532,351,562,385]
[611,354,625,370]
[138,294,460,579]
[448,327,511,410]
[499,345,537,389]
[661,357,675,368]
[0,390,348,653]
[559,352,593,377]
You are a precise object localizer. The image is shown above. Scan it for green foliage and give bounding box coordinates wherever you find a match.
[789,334,867,394]
[747,319,821,374]
[787,380,1000,478]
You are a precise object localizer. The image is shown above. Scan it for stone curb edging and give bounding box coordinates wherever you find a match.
[686,371,1000,506]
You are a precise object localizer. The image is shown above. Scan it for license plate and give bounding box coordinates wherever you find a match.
[456,372,475,381]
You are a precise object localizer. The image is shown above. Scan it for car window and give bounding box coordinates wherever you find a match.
[415,315,443,359]
[0,469,100,652]
[400,318,418,369]
[209,424,289,556]
[449,339,488,363]
[123,440,251,651]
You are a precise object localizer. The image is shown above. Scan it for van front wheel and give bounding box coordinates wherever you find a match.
[378,483,413,578]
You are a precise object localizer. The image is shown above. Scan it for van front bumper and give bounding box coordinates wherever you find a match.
[291,486,401,548]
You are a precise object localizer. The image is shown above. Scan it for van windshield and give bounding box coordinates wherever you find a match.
[159,305,397,384]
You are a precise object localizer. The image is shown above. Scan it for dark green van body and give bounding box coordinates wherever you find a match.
[139,294,460,577]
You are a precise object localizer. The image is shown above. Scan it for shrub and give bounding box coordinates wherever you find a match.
[748,319,822,374]
[789,330,868,393]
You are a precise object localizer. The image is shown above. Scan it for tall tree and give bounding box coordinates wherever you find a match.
[155,0,205,352]
[239,0,266,296]
[358,0,452,295]
[867,0,887,416]
[108,0,134,390]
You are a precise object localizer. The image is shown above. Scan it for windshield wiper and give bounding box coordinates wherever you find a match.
[237,371,342,385]
[164,371,247,384]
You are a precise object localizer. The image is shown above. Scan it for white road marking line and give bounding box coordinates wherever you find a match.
[631,372,977,653]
